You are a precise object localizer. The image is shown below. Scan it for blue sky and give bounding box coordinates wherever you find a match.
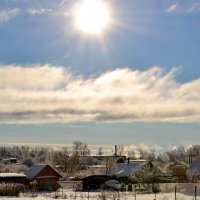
[0,0,200,152]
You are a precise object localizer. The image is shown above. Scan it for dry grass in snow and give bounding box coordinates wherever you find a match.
[0,191,199,200]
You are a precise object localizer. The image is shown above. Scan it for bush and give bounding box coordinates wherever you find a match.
[0,183,26,196]
[120,183,126,192]
[117,158,125,163]
[23,158,34,167]
[128,183,133,192]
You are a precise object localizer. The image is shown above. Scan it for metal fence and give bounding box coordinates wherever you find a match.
[25,183,200,200]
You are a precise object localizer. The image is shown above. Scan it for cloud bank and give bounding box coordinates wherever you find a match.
[0,65,200,124]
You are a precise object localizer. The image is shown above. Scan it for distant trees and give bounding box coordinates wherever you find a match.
[73,140,90,156]
[3,141,200,181]
[0,146,49,166]
[159,145,200,164]
[52,141,91,176]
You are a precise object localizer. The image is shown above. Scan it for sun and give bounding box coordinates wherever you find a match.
[74,0,111,35]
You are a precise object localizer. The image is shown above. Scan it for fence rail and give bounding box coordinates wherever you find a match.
[32,183,200,200]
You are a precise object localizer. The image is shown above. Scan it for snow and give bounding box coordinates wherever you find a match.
[0,192,198,200]
[0,173,26,178]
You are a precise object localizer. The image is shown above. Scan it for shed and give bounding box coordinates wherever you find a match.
[81,175,112,190]
[3,158,18,165]
[0,173,26,183]
[26,164,63,191]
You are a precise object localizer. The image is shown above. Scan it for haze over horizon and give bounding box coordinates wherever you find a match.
[1,0,200,150]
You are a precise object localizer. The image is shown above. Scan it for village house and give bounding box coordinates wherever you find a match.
[26,164,63,191]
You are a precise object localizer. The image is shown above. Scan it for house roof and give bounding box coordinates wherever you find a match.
[114,161,148,177]
[26,164,62,180]
[26,164,46,179]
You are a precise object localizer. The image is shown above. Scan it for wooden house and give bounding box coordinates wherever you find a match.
[26,164,63,191]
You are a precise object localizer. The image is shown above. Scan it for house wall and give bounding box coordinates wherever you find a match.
[35,165,61,181]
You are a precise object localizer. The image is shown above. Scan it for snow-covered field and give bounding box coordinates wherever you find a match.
[0,192,199,200]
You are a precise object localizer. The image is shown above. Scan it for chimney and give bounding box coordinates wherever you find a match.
[114,145,118,156]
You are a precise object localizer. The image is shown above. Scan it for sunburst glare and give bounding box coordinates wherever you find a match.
[74,0,111,35]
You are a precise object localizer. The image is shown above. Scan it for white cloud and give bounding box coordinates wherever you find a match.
[167,3,179,12]
[166,2,200,13]
[27,8,52,15]
[0,65,200,124]
[0,8,20,23]
[188,2,200,13]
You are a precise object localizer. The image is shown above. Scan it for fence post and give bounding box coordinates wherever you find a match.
[135,185,136,200]
[195,185,197,200]
[175,186,177,200]
[74,187,77,200]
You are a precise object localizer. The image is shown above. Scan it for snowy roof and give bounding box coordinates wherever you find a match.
[0,173,26,178]
[26,164,47,179]
[114,161,148,177]
[189,160,200,174]
[115,163,127,172]
[129,159,147,162]
[89,165,105,168]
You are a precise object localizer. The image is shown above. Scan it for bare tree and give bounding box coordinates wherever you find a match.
[52,147,70,175]
[104,157,116,175]
[117,145,124,156]
[52,147,82,176]
[73,141,90,156]
[98,147,103,155]
[127,148,136,159]
[132,163,162,191]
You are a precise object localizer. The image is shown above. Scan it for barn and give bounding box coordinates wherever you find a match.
[26,164,63,191]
